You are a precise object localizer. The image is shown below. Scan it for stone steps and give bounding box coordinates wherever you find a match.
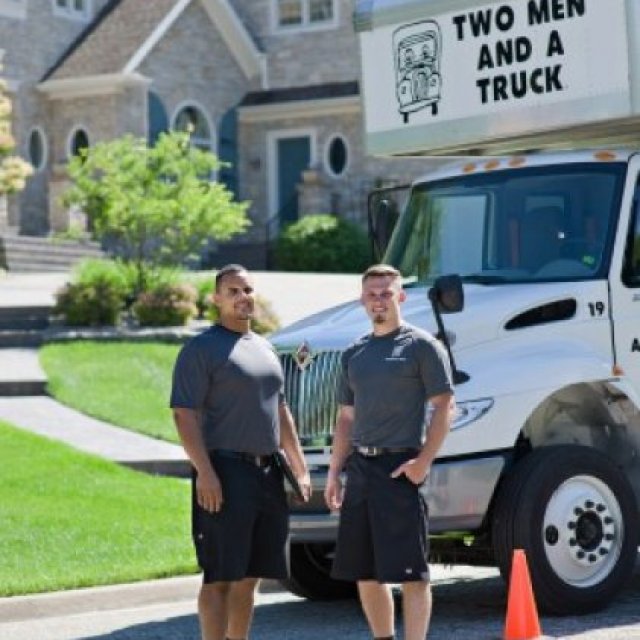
[0,348,48,396]
[0,306,51,348]
[0,329,44,348]
[0,377,47,396]
[0,233,104,272]
[0,306,50,393]
[0,305,51,330]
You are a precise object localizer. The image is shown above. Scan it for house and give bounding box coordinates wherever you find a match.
[0,0,436,269]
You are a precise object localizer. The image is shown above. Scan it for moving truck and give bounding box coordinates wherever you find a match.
[270,0,640,613]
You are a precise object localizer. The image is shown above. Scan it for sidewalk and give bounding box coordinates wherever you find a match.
[0,270,361,325]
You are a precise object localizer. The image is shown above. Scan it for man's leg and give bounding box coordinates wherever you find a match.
[198,578,260,640]
[198,582,231,640]
[226,577,260,640]
[401,580,431,640]
[358,580,395,639]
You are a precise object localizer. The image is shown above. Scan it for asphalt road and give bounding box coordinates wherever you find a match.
[3,563,640,640]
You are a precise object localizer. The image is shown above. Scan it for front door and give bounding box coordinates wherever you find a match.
[610,160,640,389]
[276,136,311,226]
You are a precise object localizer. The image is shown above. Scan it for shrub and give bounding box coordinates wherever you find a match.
[275,214,370,273]
[132,283,198,327]
[205,295,280,335]
[53,259,129,326]
[114,262,182,302]
[181,274,215,319]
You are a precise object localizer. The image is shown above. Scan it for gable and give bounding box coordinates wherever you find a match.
[42,0,263,90]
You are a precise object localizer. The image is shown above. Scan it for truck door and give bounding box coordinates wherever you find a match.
[609,158,640,389]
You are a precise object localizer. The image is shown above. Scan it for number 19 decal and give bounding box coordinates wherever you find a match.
[588,301,606,317]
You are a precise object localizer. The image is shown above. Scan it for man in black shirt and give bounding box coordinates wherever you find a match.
[171,264,310,640]
[326,264,455,640]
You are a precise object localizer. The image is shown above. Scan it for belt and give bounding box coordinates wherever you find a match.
[355,446,418,457]
[214,449,274,468]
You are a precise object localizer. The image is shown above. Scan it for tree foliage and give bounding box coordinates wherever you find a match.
[63,131,249,291]
[0,69,32,194]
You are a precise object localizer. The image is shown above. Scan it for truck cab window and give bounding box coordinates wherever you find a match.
[384,164,624,286]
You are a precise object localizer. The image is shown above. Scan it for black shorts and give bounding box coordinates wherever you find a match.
[192,451,289,583]
[331,451,430,583]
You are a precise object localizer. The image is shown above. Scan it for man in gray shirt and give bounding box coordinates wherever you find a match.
[171,264,310,640]
[325,264,455,640]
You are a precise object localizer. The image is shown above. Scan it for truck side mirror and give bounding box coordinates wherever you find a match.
[428,274,468,384]
[429,274,464,313]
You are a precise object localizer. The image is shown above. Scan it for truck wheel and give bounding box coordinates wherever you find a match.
[279,543,357,600]
[492,445,638,614]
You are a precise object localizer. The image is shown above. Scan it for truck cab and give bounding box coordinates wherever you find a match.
[271,0,640,613]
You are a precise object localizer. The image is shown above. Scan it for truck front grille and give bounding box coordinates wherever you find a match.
[279,350,342,445]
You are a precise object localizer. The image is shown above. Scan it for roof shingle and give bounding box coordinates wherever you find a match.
[43,0,179,81]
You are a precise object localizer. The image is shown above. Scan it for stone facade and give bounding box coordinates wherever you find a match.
[1,0,443,266]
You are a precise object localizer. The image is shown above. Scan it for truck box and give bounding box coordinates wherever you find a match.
[355,0,640,155]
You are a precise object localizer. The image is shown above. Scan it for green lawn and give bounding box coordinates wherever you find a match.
[40,340,180,442]
[0,420,195,596]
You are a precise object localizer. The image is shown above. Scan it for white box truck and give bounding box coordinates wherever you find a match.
[270,0,640,613]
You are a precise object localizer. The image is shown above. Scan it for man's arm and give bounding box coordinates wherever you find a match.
[173,407,223,513]
[278,402,311,501]
[324,405,355,511]
[391,391,455,485]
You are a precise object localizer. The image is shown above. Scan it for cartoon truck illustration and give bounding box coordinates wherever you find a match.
[393,20,442,122]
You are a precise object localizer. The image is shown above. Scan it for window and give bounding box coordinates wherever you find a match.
[385,164,625,285]
[0,0,27,20]
[68,128,89,159]
[27,128,47,171]
[173,105,212,151]
[325,134,348,177]
[274,0,336,30]
[53,0,90,20]
[147,91,169,146]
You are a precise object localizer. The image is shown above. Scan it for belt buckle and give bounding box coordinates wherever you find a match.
[256,455,271,468]
[360,446,378,457]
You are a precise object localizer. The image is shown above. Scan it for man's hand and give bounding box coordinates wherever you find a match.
[196,468,223,513]
[391,458,429,486]
[324,472,344,511]
[296,471,313,503]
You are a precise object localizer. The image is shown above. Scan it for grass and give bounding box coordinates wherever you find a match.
[0,420,196,596]
[40,340,180,442]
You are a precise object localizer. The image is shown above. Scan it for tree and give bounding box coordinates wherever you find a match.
[63,131,250,292]
[0,69,32,194]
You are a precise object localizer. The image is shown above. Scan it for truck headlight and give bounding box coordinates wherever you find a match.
[451,398,494,431]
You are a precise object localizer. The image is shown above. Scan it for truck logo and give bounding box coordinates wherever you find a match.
[393,20,442,123]
[294,341,314,371]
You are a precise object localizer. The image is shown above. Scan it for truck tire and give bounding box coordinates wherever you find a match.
[492,445,638,614]
[279,543,357,600]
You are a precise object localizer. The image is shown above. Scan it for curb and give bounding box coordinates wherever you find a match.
[0,575,201,624]
[0,576,284,624]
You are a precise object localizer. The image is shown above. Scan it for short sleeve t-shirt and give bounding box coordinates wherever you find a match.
[338,324,453,448]
[170,324,284,455]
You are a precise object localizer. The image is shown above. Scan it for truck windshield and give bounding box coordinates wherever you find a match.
[384,163,626,285]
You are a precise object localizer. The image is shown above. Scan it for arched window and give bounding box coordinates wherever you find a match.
[68,127,89,158]
[174,105,211,151]
[27,127,48,171]
[325,134,348,177]
[148,91,169,146]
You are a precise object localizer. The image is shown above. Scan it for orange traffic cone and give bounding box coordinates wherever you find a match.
[503,549,543,640]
